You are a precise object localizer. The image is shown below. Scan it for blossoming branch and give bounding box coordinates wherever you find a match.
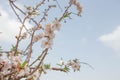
[0,0,82,80]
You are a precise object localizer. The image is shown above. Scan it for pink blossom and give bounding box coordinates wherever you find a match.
[17,70,25,77]
[0,58,11,75]
[70,0,76,5]
[71,62,80,71]
[52,20,61,31]
[41,39,53,48]
[44,23,55,39]
[33,33,44,42]
[33,70,40,80]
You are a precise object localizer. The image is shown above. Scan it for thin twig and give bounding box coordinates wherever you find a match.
[29,51,43,66]
[16,48,48,80]
[58,3,72,22]
[11,1,26,15]
[25,31,35,64]
[28,48,48,75]
[54,0,63,12]
[80,62,94,70]
[14,16,28,55]
[9,0,23,23]
[51,67,66,72]
[38,7,50,23]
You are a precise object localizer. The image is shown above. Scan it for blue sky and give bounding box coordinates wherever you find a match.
[0,0,120,80]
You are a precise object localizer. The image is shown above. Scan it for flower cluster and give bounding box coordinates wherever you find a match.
[0,52,21,75]
[0,58,11,75]
[70,0,82,15]
[0,52,41,80]
[26,6,39,18]
[66,59,80,71]
[32,19,61,49]
[58,59,80,72]
[42,20,61,48]
[0,0,82,80]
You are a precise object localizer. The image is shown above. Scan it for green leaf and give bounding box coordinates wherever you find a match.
[11,45,16,51]
[63,12,71,18]
[63,66,70,72]
[18,61,27,69]
[44,64,51,69]
[21,61,27,69]
[10,45,19,55]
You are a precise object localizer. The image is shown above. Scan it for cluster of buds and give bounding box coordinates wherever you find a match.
[26,6,39,18]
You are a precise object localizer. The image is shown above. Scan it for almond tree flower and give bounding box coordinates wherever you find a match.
[24,66,30,75]
[33,70,40,80]
[17,67,30,79]
[7,51,14,58]
[12,54,21,62]
[70,0,82,16]
[41,39,53,48]
[31,10,39,18]
[52,19,61,31]
[0,59,11,75]
[11,55,21,71]
[0,58,4,63]
[12,62,20,72]
[32,24,42,31]
[20,32,27,40]
[17,68,29,78]
[71,62,80,71]
[0,59,9,67]
[33,33,44,42]
[2,62,11,71]
[17,69,25,77]
[26,6,31,10]
[26,6,39,18]
[70,0,76,5]
[16,65,30,78]
[44,31,55,39]
[58,59,64,66]
[44,23,55,39]
[76,2,82,15]
[45,23,51,31]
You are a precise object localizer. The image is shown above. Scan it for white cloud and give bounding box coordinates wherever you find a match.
[0,6,20,43]
[99,26,120,52]
[0,5,32,43]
